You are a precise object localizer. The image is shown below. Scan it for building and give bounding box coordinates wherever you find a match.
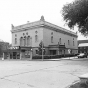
[78,40,88,54]
[6,16,78,60]
[0,40,10,57]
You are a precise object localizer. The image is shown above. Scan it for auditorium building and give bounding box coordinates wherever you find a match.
[5,16,78,60]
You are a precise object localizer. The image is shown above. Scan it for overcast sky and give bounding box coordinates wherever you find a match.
[0,0,87,43]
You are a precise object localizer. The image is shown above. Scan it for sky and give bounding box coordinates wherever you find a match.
[0,0,87,43]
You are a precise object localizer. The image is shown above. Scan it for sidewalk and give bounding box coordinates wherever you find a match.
[0,57,88,61]
[61,57,88,61]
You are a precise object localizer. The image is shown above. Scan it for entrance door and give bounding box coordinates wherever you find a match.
[13,52,16,59]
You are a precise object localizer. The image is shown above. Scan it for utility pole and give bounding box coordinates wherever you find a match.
[42,40,43,61]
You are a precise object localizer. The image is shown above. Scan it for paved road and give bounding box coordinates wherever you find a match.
[0,60,88,88]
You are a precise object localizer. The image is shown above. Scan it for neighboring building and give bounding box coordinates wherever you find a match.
[0,40,10,56]
[7,16,78,59]
[78,40,88,54]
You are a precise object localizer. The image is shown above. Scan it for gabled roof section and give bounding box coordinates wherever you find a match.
[11,16,77,37]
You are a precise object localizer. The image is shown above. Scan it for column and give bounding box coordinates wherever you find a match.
[20,52,22,60]
[30,50,32,60]
[2,53,4,60]
[8,53,10,59]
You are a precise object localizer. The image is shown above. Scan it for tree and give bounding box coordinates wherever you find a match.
[62,0,88,36]
[38,41,45,55]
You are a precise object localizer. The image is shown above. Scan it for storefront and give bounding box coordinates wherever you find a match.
[3,46,32,60]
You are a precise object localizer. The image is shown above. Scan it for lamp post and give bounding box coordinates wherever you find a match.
[30,48,32,60]
[30,37,32,60]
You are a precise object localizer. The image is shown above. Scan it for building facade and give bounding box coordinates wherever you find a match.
[9,16,78,59]
[78,40,88,54]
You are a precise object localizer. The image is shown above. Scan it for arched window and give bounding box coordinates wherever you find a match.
[35,35,38,42]
[51,32,53,35]
[20,37,23,46]
[73,41,74,46]
[24,36,26,46]
[15,38,17,44]
[35,31,38,34]
[68,40,70,45]
[59,38,61,44]
[27,36,30,46]
[51,36,53,43]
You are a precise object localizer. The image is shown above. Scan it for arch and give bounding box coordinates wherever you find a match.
[24,36,26,46]
[20,37,23,46]
[27,36,30,46]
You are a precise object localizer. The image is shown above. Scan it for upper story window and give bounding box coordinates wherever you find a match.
[35,31,38,34]
[23,33,25,36]
[35,35,38,42]
[27,36,30,46]
[59,38,61,44]
[68,40,70,45]
[51,32,53,35]
[51,36,53,43]
[15,38,17,44]
[24,36,26,46]
[20,37,23,46]
[26,32,28,35]
[73,41,74,46]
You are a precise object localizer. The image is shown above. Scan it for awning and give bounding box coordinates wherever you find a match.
[78,43,88,47]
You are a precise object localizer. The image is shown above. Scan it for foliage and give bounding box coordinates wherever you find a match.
[62,0,88,35]
[38,41,45,55]
[32,54,77,59]
[0,44,3,56]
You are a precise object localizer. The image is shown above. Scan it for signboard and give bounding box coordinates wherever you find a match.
[68,49,71,54]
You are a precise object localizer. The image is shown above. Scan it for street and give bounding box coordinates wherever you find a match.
[0,59,88,88]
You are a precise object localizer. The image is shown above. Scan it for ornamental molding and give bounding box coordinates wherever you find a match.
[11,19,77,37]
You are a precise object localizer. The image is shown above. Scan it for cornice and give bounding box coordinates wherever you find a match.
[11,20,77,37]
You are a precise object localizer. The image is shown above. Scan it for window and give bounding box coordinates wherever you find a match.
[27,36,30,46]
[23,33,25,35]
[73,41,74,46]
[24,36,26,46]
[68,40,70,45]
[36,50,38,54]
[26,32,28,35]
[20,37,24,46]
[59,38,61,44]
[15,38,17,44]
[51,36,53,43]
[51,32,53,35]
[73,38,74,46]
[35,31,38,34]
[35,35,38,42]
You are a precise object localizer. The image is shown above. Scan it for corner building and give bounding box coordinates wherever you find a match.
[11,16,78,59]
